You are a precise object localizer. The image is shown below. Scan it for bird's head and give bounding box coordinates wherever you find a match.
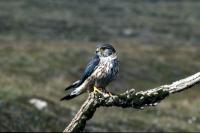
[96,43,116,58]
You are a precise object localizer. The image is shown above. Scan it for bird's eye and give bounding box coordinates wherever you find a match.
[101,47,105,51]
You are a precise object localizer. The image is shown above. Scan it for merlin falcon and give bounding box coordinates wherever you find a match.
[61,43,119,100]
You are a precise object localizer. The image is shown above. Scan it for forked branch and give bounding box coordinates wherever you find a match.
[64,72,200,132]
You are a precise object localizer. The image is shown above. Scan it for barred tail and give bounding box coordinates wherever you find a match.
[61,86,83,101]
[60,94,77,101]
[65,80,80,91]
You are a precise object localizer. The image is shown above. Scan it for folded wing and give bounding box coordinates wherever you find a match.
[61,55,100,100]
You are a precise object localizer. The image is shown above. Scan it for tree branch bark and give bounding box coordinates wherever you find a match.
[63,72,200,132]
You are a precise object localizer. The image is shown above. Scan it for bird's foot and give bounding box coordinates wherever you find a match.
[108,92,113,96]
[93,87,114,97]
[93,86,103,94]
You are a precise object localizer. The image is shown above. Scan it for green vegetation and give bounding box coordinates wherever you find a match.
[0,0,200,132]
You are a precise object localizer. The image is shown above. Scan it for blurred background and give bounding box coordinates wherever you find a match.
[0,0,200,132]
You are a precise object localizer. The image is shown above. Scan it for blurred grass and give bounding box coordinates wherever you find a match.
[0,41,200,132]
[0,0,200,132]
[0,0,200,44]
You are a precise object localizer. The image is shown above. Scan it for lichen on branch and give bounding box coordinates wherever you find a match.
[64,72,200,132]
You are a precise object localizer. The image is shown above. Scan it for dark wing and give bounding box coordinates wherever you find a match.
[65,55,100,90]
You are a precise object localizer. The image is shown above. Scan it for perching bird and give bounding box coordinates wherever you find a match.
[61,43,119,100]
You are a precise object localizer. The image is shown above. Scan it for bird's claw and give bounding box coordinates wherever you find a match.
[93,86,102,94]
[108,92,113,96]
[93,86,114,97]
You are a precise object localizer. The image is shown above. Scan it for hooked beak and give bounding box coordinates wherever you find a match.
[96,47,101,53]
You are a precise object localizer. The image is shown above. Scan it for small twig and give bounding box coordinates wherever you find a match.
[63,72,200,132]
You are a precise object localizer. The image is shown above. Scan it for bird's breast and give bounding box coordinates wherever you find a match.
[93,56,119,88]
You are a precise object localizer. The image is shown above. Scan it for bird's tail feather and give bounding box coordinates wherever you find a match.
[65,84,76,91]
[60,94,77,101]
[61,86,83,101]
[65,80,80,90]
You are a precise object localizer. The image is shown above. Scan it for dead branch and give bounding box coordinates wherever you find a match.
[63,72,200,132]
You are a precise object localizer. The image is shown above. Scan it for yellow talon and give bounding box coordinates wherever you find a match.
[108,92,113,96]
[93,86,102,94]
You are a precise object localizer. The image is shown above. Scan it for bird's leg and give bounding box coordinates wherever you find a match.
[93,87,114,97]
[93,86,103,94]
[108,92,113,96]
